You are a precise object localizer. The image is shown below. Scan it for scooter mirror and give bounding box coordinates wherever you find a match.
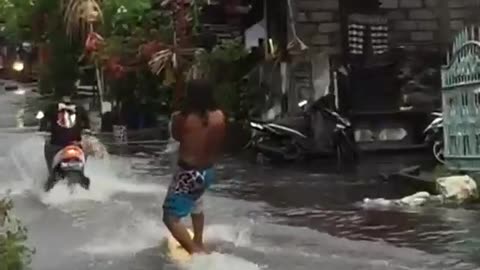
[298,100,308,109]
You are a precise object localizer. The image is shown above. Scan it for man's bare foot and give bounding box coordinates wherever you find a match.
[191,242,210,254]
[200,245,211,254]
[190,245,210,255]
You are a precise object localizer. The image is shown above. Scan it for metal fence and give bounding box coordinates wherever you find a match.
[442,26,480,171]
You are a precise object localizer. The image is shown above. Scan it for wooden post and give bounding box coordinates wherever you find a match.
[266,0,289,114]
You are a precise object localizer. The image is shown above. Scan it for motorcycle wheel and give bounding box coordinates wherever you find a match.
[44,174,58,192]
[432,141,445,164]
[250,134,303,163]
[282,143,303,161]
[335,131,359,171]
[64,171,89,190]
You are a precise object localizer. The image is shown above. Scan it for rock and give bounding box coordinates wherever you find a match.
[436,175,478,202]
[399,191,431,206]
[362,198,395,208]
[362,176,479,209]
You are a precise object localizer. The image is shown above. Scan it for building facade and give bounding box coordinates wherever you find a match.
[294,0,480,54]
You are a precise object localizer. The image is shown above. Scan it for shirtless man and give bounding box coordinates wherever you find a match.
[163,79,226,254]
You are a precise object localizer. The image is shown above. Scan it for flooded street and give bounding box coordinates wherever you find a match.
[0,83,479,270]
[212,156,480,266]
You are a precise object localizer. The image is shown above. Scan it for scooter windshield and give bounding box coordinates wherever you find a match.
[56,110,77,129]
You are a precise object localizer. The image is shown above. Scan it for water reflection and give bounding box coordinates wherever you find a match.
[127,147,480,267]
[208,155,480,267]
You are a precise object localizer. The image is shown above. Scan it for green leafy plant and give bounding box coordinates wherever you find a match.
[101,0,152,35]
[0,198,34,270]
[196,39,250,118]
[0,0,36,41]
[0,0,83,95]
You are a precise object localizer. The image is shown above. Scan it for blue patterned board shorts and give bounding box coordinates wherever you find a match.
[163,167,215,218]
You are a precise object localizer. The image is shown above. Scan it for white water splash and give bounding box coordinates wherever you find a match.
[77,221,254,256]
[204,223,253,247]
[40,157,165,206]
[187,253,262,270]
[77,214,166,255]
[6,135,48,194]
[77,220,261,270]
[7,134,165,206]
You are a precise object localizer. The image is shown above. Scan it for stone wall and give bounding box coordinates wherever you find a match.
[294,0,480,52]
[295,0,341,53]
[382,0,480,46]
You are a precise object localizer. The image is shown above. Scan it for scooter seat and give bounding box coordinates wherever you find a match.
[250,116,310,135]
[274,116,309,134]
[249,118,270,124]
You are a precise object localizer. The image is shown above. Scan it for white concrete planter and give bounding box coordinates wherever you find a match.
[88,112,102,133]
[113,124,127,144]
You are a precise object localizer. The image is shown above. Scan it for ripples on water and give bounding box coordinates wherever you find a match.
[1,135,265,270]
[1,134,479,269]
[211,156,480,269]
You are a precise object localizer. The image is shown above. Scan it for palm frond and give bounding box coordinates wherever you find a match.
[62,0,103,40]
[148,49,174,75]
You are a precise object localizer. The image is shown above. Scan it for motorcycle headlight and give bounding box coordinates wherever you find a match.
[12,60,24,72]
[298,100,308,108]
[36,111,45,120]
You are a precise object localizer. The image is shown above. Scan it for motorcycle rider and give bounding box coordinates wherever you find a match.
[39,95,91,191]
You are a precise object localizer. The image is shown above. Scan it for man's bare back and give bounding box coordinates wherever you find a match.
[172,110,226,168]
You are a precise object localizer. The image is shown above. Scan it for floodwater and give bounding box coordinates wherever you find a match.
[0,82,480,270]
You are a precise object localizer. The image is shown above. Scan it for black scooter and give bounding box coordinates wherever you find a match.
[423,111,444,164]
[36,110,91,192]
[245,95,358,169]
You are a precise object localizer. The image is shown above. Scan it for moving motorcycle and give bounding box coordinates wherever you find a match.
[47,143,89,191]
[246,95,358,168]
[424,111,444,164]
[36,110,91,191]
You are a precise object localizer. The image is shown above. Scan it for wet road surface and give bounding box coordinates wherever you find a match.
[0,82,479,270]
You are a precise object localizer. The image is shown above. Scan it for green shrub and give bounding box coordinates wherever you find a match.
[0,198,34,270]
[196,39,251,119]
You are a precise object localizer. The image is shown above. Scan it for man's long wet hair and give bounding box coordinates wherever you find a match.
[180,79,218,125]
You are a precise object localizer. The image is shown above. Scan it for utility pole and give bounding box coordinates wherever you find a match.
[266,0,289,115]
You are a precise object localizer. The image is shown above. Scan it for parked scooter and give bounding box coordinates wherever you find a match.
[424,111,444,164]
[246,94,358,168]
